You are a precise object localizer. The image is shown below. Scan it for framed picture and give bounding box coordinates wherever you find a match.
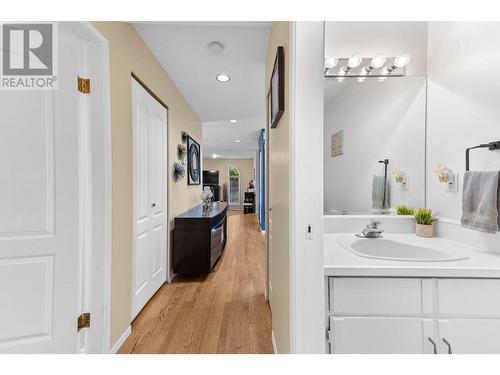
[270,46,284,128]
[187,135,201,185]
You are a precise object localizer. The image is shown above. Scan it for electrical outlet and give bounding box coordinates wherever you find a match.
[306,224,313,240]
[402,175,410,191]
[446,173,459,193]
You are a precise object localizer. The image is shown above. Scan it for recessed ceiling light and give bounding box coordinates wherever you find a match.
[235,140,241,143]
[216,74,230,82]
[229,119,238,123]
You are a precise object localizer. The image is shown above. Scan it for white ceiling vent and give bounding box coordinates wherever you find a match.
[208,41,224,55]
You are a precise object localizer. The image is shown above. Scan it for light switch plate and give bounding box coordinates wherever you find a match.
[305,224,313,240]
[446,173,459,193]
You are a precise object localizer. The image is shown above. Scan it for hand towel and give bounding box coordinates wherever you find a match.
[371,175,390,213]
[461,171,500,233]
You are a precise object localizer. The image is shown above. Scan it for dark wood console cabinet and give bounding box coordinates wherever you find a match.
[173,202,228,275]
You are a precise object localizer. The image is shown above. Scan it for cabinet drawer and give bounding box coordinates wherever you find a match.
[329,277,422,315]
[437,279,500,316]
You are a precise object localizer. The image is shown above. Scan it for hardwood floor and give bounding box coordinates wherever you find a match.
[118,211,273,354]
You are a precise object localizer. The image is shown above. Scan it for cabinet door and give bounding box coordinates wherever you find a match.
[438,319,500,354]
[330,317,435,354]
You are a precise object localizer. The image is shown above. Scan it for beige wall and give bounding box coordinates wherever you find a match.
[265,21,290,353]
[202,158,255,209]
[92,22,202,348]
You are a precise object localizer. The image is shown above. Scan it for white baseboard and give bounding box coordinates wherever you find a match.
[110,325,131,354]
[271,330,278,354]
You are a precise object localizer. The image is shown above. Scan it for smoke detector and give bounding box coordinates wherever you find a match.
[208,41,224,55]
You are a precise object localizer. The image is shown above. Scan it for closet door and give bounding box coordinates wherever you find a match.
[131,78,167,320]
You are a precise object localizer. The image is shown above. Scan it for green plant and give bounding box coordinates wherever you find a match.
[396,205,415,216]
[414,208,438,225]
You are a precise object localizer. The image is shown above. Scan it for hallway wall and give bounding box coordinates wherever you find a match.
[92,22,202,349]
[265,21,290,354]
[202,158,255,209]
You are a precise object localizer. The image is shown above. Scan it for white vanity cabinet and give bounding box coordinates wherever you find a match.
[327,277,500,354]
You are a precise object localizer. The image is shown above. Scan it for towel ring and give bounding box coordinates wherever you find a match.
[465,141,500,171]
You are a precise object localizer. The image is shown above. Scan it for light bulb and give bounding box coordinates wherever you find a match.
[394,54,411,68]
[370,54,387,69]
[325,56,338,69]
[347,53,363,68]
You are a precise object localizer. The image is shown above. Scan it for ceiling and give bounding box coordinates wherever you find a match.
[202,117,263,159]
[132,22,271,159]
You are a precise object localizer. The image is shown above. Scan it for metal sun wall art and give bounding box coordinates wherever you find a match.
[173,135,189,183]
[173,162,185,182]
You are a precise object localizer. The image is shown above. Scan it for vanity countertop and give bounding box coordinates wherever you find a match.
[324,233,500,278]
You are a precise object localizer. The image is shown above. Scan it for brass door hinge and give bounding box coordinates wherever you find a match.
[77,312,91,332]
[77,76,90,94]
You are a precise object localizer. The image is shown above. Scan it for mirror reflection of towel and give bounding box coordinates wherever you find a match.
[372,175,390,212]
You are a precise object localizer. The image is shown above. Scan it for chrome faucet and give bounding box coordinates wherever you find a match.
[357,219,384,238]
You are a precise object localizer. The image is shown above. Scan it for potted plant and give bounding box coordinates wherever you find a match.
[414,208,438,238]
[396,205,415,216]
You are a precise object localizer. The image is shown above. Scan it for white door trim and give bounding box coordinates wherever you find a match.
[288,21,326,354]
[288,21,297,354]
[65,22,112,354]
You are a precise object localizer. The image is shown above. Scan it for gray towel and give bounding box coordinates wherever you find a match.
[461,171,500,233]
[371,175,390,212]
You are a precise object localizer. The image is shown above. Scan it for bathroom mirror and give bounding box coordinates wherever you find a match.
[323,77,427,215]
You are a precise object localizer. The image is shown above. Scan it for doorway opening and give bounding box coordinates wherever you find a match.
[228,165,241,206]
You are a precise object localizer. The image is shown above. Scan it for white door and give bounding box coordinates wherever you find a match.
[329,317,434,354]
[438,319,500,354]
[131,79,167,320]
[0,24,82,353]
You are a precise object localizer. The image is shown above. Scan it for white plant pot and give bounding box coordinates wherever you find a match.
[416,223,433,238]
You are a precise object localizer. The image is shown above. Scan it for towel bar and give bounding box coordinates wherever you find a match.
[465,141,500,171]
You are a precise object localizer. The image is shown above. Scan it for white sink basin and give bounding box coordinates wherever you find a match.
[337,235,470,262]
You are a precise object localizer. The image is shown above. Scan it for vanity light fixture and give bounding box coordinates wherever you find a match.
[385,53,411,74]
[216,73,230,82]
[340,53,363,75]
[325,56,339,70]
[363,54,387,74]
[325,54,408,78]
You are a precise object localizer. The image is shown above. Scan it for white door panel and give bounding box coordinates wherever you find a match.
[131,79,167,320]
[0,23,80,353]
